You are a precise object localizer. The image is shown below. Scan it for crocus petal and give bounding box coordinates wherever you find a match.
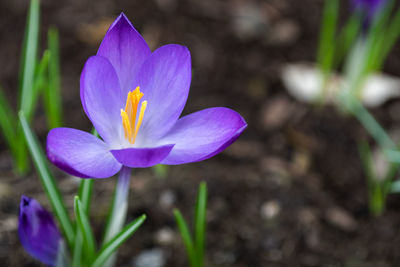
[133,44,191,141]
[160,107,247,165]
[111,144,174,168]
[47,128,122,178]
[97,13,151,93]
[80,56,124,146]
[19,196,61,266]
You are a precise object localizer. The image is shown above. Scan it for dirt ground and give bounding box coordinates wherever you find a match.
[1,0,400,266]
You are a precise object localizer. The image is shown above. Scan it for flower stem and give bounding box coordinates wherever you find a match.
[102,166,131,267]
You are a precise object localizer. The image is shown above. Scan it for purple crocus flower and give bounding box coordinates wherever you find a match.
[46,13,247,178]
[351,0,386,21]
[18,196,61,266]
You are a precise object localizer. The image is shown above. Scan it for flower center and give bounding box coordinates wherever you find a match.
[120,86,147,144]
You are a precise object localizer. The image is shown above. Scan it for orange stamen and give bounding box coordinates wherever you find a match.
[132,100,147,144]
[121,86,147,144]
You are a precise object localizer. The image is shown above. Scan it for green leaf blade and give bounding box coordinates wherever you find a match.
[45,27,63,128]
[19,0,40,121]
[72,230,83,267]
[194,182,207,267]
[0,88,17,156]
[19,111,74,247]
[32,50,50,110]
[317,0,339,74]
[334,13,361,68]
[92,215,146,267]
[74,196,96,263]
[78,179,93,215]
[174,209,196,267]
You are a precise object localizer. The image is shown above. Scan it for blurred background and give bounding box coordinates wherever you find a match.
[1,0,400,266]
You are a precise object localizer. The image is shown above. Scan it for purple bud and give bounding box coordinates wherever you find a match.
[18,195,61,266]
[351,0,386,19]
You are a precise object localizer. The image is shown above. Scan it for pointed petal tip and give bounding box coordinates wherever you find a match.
[118,12,128,20]
[160,107,247,165]
[20,195,31,209]
[97,11,151,94]
[21,195,30,202]
[109,11,134,32]
[196,111,247,162]
[163,44,191,60]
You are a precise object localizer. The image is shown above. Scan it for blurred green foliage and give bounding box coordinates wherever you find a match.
[0,0,63,175]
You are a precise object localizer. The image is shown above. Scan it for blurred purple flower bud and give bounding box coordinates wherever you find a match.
[18,195,61,266]
[351,0,386,20]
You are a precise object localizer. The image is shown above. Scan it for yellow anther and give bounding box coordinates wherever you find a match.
[121,109,132,140]
[121,87,147,144]
[132,100,147,144]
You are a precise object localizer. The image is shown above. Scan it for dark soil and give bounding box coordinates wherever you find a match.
[1,0,400,266]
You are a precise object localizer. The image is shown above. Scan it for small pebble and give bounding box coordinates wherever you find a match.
[159,190,176,209]
[0,216,17,232]
[266,19,300,46]
[133,248,165,267]
[155,227,175,245]
[230,3,269,40]
[325,207,357,232]
[260,200,281,220]
[260,96,292,130]
[213,251,236,265]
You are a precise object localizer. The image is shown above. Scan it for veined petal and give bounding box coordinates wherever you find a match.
[97,13,151,94]
[111,144,174,168]
[47,128,122,178]
[19,196,61,266]
[133,44,192,141]
[80,56,124,146]
[160,107,247,165]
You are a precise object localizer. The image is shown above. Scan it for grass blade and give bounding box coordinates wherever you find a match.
[174,209,197,267]
[317,0,338,74]
[19,111,75,247]
[358,141,389,216]
[340,92,396,150]
[363,0,395,73]
[370,185,384,216]
[78,179,93,215]
[72,231,83,267]
[0,88,17,155]
[358,140,377,190]
[19,0,40,121]
[379,7,400,67]
[73,179,93,266]
[0,89,28,174]
[333,14,361,68]
[194,182,207,267]
[382,155,400,196]
[91,215,146,267]
[33,50,50,110]
[74,196,96,263]
[45,27,63,128]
